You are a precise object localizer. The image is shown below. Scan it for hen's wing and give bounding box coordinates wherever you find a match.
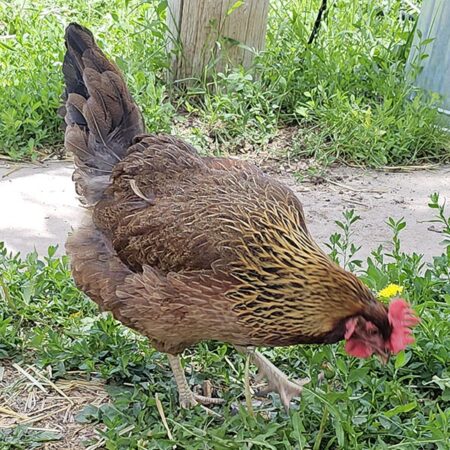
[93,133,307,274]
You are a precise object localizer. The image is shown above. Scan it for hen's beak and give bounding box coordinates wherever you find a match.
[377,350,391,365]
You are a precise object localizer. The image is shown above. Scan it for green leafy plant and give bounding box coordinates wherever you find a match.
[428,192,450,246]
[0,0,171,159]
[326,209,362,271]
[1,0,449,164]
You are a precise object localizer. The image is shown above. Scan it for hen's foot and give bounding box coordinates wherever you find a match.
[179,391,225,409]
[167,354,224,410]
[236,346,310,411]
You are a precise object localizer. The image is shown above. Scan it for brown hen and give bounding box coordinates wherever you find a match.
[62,23,419,411]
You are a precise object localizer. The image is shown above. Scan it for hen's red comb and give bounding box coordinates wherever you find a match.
[387,298,420,353]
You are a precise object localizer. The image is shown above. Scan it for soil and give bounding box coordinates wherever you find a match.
[0,159,448,262]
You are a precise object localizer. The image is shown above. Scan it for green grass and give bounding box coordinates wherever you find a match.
[1,0,449,164]
[1,194,449,449]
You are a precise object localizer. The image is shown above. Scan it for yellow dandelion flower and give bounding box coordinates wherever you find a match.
[70,311,82,318]
[378,284,404,299]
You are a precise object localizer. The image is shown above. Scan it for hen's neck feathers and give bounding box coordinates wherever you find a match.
[225,195,388,344]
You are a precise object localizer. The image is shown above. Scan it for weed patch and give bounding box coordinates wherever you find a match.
[0,0,449,164]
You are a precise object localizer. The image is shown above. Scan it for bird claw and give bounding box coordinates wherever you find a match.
[179,392,198,409]
[255,377,310,411]
[168,354,224,415]
[179,391,224,408]
[179,392,224,417]
[193,393,225,406]
[254,369,266,384]
[180,392,225,409]
[235,347,310,411]
[248,351,310,411]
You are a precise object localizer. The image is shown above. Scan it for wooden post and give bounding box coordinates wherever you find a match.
[166,0,270,84]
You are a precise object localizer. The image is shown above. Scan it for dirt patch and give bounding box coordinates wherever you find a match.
[0,159,449,261]
[282,165,450,261]
[172,116,303,158]
[0,361,108,449]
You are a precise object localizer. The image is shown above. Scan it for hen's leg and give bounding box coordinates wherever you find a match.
[167,354,224,408]
[235,346,310,411]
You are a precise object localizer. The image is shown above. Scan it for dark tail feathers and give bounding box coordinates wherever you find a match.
[62,23,144,205]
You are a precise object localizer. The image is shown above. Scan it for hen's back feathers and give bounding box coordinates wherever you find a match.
[62,23,144,205]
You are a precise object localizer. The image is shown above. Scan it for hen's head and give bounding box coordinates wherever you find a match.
[344,298,420,363]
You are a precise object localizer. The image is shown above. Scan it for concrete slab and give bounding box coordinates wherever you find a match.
[0,161,81,257]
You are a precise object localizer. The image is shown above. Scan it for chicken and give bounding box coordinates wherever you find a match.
[62,23,419,411]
